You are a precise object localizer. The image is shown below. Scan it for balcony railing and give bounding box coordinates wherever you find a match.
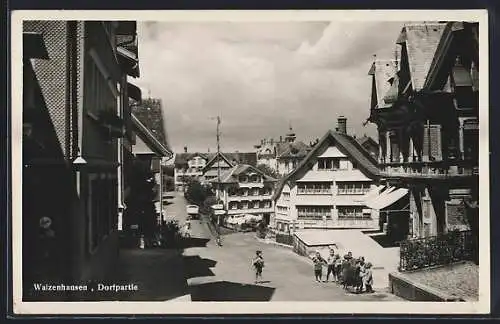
[227,207,273,215]
[227,195,272,202]
[381,160,478,180]
[399,230,476,272]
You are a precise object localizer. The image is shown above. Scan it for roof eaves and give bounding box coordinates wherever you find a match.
[132,114,172,157]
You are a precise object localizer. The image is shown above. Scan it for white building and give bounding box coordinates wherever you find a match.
[173,149,209,191]
[212,164,277,226]
[272,118,384,232]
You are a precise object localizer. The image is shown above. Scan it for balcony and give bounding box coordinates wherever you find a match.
[227,207,273,215]
[380,160,478,181]
[227,195,273,202]
[238,182,265,188]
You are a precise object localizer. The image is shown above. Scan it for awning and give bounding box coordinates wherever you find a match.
[366,187,408,210]
[364,186,396,209]
[23,32,49,59]
[128,82,142,102]
[361,185,385,203]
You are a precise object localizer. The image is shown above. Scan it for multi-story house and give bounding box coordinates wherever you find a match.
[366,21,479,239]
[22,21,142,300]
[173,149,209,191]
[272,117,389,233]
[201,151,258,184]
[174,150,258,190]
[254,127,311,176]
[212,164,278,226]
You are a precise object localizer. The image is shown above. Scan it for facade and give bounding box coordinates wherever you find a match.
[366,22,479,239]
[22,21,141,300]
[272,118,384,233]
[254,127,311,175]
[129,114,172,227]
[173,151,210,191]
[212,164,277,226]
[201,152,235,183]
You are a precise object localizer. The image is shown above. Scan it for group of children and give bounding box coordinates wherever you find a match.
[312,249,374,294]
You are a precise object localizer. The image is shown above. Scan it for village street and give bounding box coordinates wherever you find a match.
[104,191,403,302]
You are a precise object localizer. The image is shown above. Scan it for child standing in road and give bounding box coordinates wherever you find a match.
[325,249,336,282]
[312,251,327,282]
[363,262,374,293]
[252,250,265,284]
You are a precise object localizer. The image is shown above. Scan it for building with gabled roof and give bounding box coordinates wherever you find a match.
[211,164,278,226]
[271,118,396,233]
[254,127,312,176]
[366,21,479,242]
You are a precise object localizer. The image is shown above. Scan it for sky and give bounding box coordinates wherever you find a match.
[134,21,405,154]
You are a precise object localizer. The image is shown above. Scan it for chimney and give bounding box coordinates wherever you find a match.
[337,116,347,135]
[280,136,283,142]
[184,146,188,153]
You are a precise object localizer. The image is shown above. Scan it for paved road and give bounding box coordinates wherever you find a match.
[163,191,211,239]
[183,232,403,301]
[135,191,404,302]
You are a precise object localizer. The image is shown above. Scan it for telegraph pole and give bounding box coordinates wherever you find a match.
[216,116,222,229]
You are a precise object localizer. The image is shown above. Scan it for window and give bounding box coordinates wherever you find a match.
[229,202,238,210]
[297,206,331,220]
[337,206,369,220]
[253,188,260,196]
[263,200,271,208]
[239,175,248,183]
[337,182,371,195]
[317,158,340,170]
[277,206,288,213]
[283,192,290,201]
[297,182,331,194]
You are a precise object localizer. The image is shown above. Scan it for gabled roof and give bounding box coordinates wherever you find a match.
[357,135,378,148]
[272,130,380,201]
[132,98,170,151]
[202,152,236,172]
[397,23,447,92]
[212,164,278,184]
[276,141,311,158]
[132,114,172,157]
[368,59,399,109]
[174,152,209,167]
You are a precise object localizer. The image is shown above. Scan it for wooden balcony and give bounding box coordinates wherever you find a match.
[379,160,478,182]
[227,194,273,202]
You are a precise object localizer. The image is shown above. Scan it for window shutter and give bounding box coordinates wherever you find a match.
[423,124,442,161]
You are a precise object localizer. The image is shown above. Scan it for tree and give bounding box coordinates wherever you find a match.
[256,163,280,179]
[185,179,213,205]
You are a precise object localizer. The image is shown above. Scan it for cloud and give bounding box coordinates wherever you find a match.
[135,21,404,153]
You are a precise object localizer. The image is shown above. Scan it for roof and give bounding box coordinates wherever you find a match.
[356,135,378,148]
[202,152,236,172]
[397,23,447,92]
[368,59,399,108]
[276,141,311,158]
[174,151,257,168]
[174,152,209,166]
[131,114,172,157]
[212,164,278,184]
[272,130,381,201]
[132,98,170,151]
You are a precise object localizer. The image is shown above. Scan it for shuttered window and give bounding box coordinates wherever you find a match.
[422,124,442,161]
